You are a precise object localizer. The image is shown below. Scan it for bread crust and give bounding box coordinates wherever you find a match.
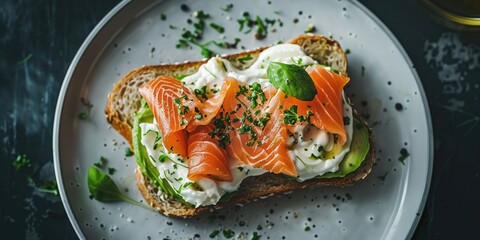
[106,34,374,218]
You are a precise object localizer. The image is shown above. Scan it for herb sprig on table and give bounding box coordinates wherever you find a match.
[12,154,59,196]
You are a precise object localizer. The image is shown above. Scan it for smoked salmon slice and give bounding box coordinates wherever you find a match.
[187,125,232,182]
[139,77,233,157]
[283,66,349,145]
[222,78,297,177]
[139,76,199,157]
[187,78,234,132]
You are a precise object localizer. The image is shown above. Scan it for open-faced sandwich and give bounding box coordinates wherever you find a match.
[105,34,374,218]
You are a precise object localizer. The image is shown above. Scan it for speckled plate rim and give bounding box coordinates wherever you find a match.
[349,1,433,238]
[52,0,434,239]
[53,1,132,239]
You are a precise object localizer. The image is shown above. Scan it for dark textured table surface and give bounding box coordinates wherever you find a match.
[1,0,479,239]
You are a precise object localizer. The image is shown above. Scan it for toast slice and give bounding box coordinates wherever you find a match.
[105,34,375,218]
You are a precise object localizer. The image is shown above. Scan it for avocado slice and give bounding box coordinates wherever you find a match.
[319,118,370,178]
[132,100,192,205]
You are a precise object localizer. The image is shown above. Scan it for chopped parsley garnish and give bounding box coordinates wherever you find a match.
[345,48,351,55]
[174,10,218,58]
[398,148,410,165]
[238,54,253,64]
[222,229,235,238]
[108,167,116,175]
[124,147,134,157]
[174,95,189,115]
[343,116,351,125]
[283,105,314,125]
[238,123,257,146]
[237,12,255,32]
[94,156,107,168]
[212,38,241,49]
[304,226,311,231]
[251,232,261,240]
[209,112,232,148]
[193,10,210,19]
[221,3,234,12]
[236,85,249,96]
[248,82,266,109]
[209,22,225,33]
[304,24,316,33]
[209,230,220,238]
[254,16,267,40]
[194,86,209,101]
[78,97,93,120]
[378,171,389,181]
[160,14,167,21]
[13,154,31,171]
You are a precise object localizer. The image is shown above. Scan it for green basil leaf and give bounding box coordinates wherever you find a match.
[88,166,123,202]
[267,62,317,101]
[88,165,153,210]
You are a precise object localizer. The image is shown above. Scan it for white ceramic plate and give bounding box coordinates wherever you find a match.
[53,0,433,239]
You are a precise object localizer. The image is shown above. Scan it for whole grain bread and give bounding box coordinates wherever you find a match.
[105,34,374,218]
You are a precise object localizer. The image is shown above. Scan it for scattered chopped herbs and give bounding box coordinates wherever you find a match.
[108,167,116,175]
[212,38,241,49]
[345,48,351,55]
[221,3,234,12]
[13,154,31,171]
[237,12,255,33]
[169,25,177,29]
[209,230,220,238]
[398,148,409,165]
[254,16,267,40]
[194,86,209,101]
[378,171,389,181]
[251,232,261,240]
[343,116,351,125]
[370,121,380,128]
[304,24,316,33]
[238,54,253,64]
[283,105,314,125]
[248,82,266,109]
[193,10,210,19]
[222,229,235,238]
[174,95,189,115]
[274,10,282,15]
[304,226,311,231]
[94,156,107,168]
[209,22,225,33]
[160,14,167,21]
[78,97,93,120]
[209,112,232,148]
[125,147,134,157]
